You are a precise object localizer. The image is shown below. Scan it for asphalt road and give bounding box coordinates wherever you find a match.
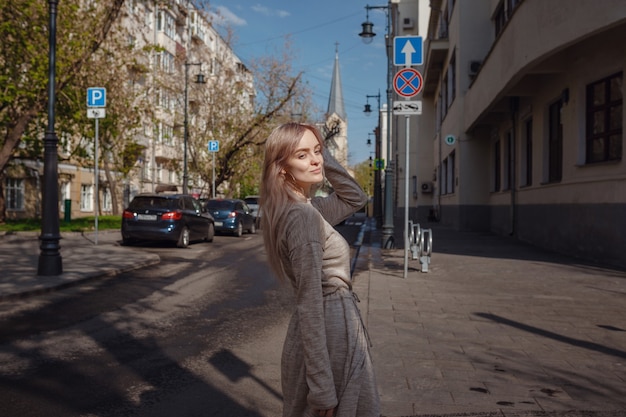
[0,220,365,417]
[0,231,292,416]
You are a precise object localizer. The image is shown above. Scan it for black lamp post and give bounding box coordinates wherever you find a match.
[182,61,205,195]
[360,3,395,248]
[364,91,381,116]
[38,0,62,276]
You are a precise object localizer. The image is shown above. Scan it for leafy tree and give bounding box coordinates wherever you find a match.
[352,159,374,197]
[0,0,125,221]
[187,31,313,198]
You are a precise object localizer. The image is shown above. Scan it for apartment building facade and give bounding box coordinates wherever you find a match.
[5,0,252,220]
[392,0,625,268]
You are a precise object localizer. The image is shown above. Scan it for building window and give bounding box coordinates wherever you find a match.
[156,50,175,73]
[447,151,455,194]
[60,181,71,212]
[441,74,448,117]
[586,72,623,163]
[503,130,512,191]
[522,118,533,186]
[157,10,176,39]
[441,158,448,195]
[448,51,456,105]
[162,124,174,146]
[494,140,501,191]
[494,3,506,37]
[156,162,163,182]
[102,187,112,212]
[80,184,93,211]
[6,178,25,211]
[548,100,563,182]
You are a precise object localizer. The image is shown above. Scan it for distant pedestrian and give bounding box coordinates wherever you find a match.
[260,122,380,417]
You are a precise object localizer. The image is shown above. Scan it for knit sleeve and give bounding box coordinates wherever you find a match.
[284,205,339,410]
[312,147,368,226]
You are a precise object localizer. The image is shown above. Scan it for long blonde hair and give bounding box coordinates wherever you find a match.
[260,122,324,280]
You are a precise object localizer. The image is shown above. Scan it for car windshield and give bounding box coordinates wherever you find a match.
[244,197,258,205]
[206,200,234,210]
[128,197,174,210]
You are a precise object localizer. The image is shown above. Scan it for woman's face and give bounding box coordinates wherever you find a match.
[284,129,324,192]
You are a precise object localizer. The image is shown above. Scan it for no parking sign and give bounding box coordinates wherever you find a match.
[393,68,423,98]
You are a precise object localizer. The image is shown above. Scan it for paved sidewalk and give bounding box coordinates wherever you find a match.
[0,230,160,300]
[352,224,626,417]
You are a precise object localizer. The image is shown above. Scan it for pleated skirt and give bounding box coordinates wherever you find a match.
[281,287,380,417]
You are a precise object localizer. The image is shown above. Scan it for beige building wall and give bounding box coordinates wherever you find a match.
[402,0,626,268]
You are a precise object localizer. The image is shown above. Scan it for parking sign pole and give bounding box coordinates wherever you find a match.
[94,117,99,245]
[212,152,216,199]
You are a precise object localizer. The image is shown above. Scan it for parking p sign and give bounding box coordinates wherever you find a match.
[208,140,219,152]
[87,87,106,107]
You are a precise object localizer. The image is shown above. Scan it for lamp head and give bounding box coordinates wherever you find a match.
[359,21,376,44]
[364,103,372,115]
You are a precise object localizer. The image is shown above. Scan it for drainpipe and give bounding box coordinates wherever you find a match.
[509,96,519,236]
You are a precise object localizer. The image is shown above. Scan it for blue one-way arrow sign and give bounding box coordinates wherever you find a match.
[393,36,423,66]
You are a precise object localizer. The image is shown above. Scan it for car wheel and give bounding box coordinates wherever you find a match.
[234,221,243,237]
[206,223,215,242]
[177,226,190,248]
[249,221,256,234]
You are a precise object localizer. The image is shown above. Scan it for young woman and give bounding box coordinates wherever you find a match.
[261,122,380,417]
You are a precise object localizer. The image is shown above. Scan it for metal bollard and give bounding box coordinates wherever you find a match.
[419,228,433,272]
[409,221,422,260]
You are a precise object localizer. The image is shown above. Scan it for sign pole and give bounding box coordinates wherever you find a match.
[208,140,219,199]
[94,118,99,245]
[212,152,216,199]
[86,87,106,245]
[403,115,410,278]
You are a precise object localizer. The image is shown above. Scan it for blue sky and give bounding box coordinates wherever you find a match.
[209,1,389,165]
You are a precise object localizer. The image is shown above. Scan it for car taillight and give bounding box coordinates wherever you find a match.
[122,210,135,219]
[162,210,183,220]
[228,211,237,218]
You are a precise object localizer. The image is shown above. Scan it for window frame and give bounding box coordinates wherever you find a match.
[585,71,623,164]
[6,178,25,211]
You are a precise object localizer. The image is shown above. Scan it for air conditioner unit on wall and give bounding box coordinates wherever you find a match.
[469,60,482,77]
[421,182,433,193]
[402,17,414,29]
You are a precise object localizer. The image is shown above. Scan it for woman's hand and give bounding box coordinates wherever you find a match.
[317,408,336,417]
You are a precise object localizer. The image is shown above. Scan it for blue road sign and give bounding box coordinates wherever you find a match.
[393,36,423,66]
[87,87,106,107]
[208,140,219,152]
[393,68,423,98]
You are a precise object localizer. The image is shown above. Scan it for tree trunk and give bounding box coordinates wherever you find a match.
[102,156,119,215]
[0,172,6,223]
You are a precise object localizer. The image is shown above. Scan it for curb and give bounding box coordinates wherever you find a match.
[0,254,161,301]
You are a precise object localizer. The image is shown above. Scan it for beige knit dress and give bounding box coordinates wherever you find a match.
[277,149,380,417]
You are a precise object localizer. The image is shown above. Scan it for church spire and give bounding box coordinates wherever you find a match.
[327,43,347,120]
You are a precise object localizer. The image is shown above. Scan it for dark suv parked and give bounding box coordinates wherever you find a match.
[122,194,214,248]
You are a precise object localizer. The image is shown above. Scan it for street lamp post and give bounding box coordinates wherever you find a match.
[364,91,381,116]
[360,3,395,248]
[364,92,383,228]
[38,0,62,276]
[182,61,205,195]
